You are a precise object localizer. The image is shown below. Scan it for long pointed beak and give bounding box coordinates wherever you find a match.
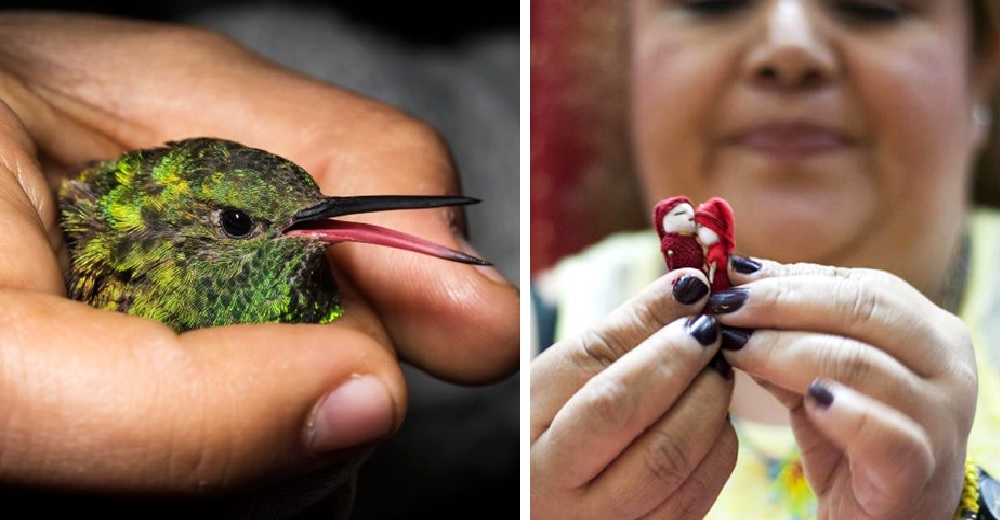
[284,195,489,266]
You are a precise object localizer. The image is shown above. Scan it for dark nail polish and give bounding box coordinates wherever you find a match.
[707,288,748,314]
[708,352,733,380]
[685,315,719,346]
[673,275,709,305]
[720,327,753,351]
[731,255,762,275]
[807,380,834,409]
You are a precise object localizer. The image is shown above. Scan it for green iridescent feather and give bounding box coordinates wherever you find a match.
[58,138,343,332]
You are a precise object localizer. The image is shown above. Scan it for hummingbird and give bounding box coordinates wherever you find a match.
[58,137,487,333]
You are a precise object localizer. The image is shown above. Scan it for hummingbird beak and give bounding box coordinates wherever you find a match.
[284,195,490,266]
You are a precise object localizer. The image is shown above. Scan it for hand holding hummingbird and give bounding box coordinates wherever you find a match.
[0,11,517,517]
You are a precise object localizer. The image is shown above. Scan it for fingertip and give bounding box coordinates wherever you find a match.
[685,314,721,347]
[729,254,763,276]
[806,378,836,410]
[672,273,710,306]
[309,375,397,454]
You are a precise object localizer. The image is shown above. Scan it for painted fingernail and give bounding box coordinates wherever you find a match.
[731,255,762,274]
[708,352,733,380]
[707,288,748,314]
[686,314,719,346]
[720,327,753,351]
[673,275,709,305]
[807,380,834,409]
[310,376,395,453]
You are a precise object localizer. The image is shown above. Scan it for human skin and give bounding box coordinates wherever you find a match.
[628,0,997,518]
[631,0,996,300]
[0,11,517,516]
[714,258,976,520]
[531,270,737,519]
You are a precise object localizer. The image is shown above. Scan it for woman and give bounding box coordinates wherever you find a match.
[531,1,1000,519]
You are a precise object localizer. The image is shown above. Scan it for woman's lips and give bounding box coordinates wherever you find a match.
[726,123,853,160]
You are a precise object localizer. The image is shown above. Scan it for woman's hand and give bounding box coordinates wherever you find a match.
[0,11,517,517]
[531,269,737,520]
[715,257,976,520]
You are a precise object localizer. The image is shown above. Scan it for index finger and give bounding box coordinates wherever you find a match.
[531,268,710,437]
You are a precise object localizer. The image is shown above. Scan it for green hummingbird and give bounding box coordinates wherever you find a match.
[58,137,486,333]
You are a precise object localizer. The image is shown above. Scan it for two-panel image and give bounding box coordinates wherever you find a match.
[531,1,1000,519]
[0,1,999,519]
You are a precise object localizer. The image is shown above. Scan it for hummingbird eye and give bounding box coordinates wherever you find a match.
[220,209,255,239]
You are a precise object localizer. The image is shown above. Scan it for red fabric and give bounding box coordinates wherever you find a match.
[530,0,597,275]
[695,197,736,291]
[695,198,735,251]
[660,233,704,272]
[529,0,636,277]
[653,196,703,271]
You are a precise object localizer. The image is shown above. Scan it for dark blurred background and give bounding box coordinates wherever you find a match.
[1,1,518,518]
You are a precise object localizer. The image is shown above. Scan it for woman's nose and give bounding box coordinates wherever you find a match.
[743,0,837,90]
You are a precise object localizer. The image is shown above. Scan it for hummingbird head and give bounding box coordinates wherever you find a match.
[59,137,484,331]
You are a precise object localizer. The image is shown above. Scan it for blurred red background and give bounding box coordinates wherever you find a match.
[529,0,646,277]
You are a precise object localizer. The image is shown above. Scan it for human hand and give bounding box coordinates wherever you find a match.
[0,10,516,517]
[714,257,976,520]
[531,270,737,519]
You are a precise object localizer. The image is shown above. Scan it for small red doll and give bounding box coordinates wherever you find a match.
[695,197,736,292]
[653,196,704,272]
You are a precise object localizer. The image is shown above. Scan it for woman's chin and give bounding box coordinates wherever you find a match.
[725,190,877,265]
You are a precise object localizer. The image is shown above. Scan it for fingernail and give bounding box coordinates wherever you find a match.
[708,352,733,380]
[807,380,834,409]
[457,237,508,284]
[707,288,748,314]
[310,376,395,453]
[673,275,709,305]
[685,314,719,346]
[720,327,753,351]
[731,255,762,275]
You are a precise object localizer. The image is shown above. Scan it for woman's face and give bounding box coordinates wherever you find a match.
[631,0,995,273]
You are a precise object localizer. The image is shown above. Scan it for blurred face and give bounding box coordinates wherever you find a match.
[631,0,995,280]
[662,202,696,233]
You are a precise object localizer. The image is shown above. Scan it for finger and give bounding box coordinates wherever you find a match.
[0,13,518,384]
[0,289,405,493]
[590,366,735,519]
[531,269,711,435]
[0,100,64,294]
[722,330,926,417]
[641,425,739,520]
[710,264,971,377]
[803,379,936,518]
[532,313,721,487]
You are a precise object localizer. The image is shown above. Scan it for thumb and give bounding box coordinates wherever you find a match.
[0,290,406,494]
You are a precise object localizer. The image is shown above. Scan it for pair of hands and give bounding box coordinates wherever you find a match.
[0,11,517,517]
[531,259,975,520]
